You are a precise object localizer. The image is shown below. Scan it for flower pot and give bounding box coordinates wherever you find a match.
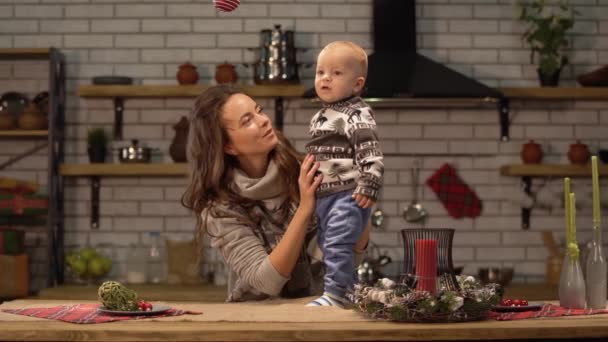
[87,145,107,163]
[567,139,590,165]
[215,62,238,84]
[538,68,561,87]
[176,62,199,85]
[521,139,543,164]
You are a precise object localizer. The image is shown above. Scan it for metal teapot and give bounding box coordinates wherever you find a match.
[357,244,392,284]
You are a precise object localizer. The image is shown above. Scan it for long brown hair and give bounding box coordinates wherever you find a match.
[181,85,302,249]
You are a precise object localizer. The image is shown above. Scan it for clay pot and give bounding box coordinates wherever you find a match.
[567,139,591,165]
[521,139,543,164]
[169,116,189,163]
[215,62,238,84]
[176,62,199,85]
[0,107,15,130]
[18,103,47,130]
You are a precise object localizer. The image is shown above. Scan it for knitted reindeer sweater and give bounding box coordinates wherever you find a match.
[305,96,384,200]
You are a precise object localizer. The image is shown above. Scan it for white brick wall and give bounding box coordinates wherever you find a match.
[1,0,608,290]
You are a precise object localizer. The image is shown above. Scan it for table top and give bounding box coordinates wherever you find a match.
[1,299,607,341]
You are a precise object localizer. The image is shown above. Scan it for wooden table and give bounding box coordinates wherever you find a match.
[1,299,607,341]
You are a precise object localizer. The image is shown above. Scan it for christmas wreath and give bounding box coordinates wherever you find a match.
[352,276,502,323]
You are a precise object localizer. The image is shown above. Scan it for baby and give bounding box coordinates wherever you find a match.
[305,41,384,308]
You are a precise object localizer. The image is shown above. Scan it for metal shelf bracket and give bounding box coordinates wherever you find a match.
[498,98,510,142]
[113,97,124,140]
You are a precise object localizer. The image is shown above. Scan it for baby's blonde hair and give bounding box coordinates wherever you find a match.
[320,41,368,78]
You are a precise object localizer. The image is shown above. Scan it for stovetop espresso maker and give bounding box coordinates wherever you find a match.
[245,24,309,84]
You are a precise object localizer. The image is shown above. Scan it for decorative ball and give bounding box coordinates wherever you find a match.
[213,0,240,12]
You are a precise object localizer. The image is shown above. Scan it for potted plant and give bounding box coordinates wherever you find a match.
[517,0,577,87]
[87,127,109,163]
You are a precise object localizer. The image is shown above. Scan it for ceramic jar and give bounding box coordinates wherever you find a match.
[169,116,188,163]
[521,139,543,164]
[567,139,591,165]
[215,63,238,84]
[176,62,199,85]
[18,103,47,130]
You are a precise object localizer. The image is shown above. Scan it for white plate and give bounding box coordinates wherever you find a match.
[97,304,171,316]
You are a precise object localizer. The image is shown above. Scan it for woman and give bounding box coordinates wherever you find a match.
[182,85,369,302]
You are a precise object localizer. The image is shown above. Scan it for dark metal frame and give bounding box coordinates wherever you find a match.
[47,48,66,286]
[0,48,65,287]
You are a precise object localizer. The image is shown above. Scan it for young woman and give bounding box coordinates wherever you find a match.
[182,85,369,302]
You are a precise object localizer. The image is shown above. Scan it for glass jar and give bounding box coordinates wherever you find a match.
[147,231,166,284]
[126,243,147,284]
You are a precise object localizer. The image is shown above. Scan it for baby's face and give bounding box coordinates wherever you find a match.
[314,46,365,103]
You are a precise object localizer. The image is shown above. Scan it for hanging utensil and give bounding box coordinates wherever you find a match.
[371,188,385,228]
[403,159,428,223]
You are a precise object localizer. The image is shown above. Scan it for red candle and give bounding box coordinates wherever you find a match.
[415,239,437,294]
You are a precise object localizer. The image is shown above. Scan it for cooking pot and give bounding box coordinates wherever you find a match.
[116,139,157,163]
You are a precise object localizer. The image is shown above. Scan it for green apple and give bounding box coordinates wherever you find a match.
[79,247,98,261]
[88,257,107,278]
[70,258,88,277]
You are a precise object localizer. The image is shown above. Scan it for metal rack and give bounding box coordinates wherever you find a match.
[0,48,66,287]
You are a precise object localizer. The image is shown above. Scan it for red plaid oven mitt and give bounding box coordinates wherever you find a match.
[426,163,482,219]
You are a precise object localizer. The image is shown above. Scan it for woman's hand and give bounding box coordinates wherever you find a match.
[298,154,322,214]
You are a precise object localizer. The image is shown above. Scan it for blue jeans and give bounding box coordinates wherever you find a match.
[316,190,371,299]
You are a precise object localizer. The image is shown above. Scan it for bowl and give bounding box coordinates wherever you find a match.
[477,267,514,287]
[599,149,608,164]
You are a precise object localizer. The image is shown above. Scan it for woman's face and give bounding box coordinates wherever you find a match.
[221,93,278,157]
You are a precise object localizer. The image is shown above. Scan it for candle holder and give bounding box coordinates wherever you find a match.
[400,228,459,291]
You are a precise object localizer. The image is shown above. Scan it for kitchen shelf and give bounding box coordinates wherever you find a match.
[500,164,608,177]
[500,163,608,230]
[498,87,608,100]
[77,84,304,138]
[0,130,48,138]
[0,47,66,288]
[0,48,51,60]
[59,163,187,176]
[77,84,305,98]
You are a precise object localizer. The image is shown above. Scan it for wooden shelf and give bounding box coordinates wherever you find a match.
[0,48,51,60]
[0,130,48,138]
[78,84,305,98]
[60,163,187,176]
[500,164,608,177]
[498,87,608,100]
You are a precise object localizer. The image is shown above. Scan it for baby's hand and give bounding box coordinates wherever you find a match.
[352,193,376,209]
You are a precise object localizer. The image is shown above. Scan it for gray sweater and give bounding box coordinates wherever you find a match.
[205,161,315,301]
[204,160,365,302]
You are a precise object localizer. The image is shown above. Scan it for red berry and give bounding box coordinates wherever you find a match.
[501,299,512,306]
[512,299,521,306]
[520,299,528,306]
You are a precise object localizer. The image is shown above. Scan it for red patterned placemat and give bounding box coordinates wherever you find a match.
[489,303,608,321]
[2,303,201,324]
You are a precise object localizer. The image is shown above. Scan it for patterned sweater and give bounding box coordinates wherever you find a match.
[305,96,384,200]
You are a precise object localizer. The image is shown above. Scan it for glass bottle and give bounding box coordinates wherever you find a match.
[126,243,147,284]
[147,231,166,284]
[585,225,607,309]
[559,246,587,309]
